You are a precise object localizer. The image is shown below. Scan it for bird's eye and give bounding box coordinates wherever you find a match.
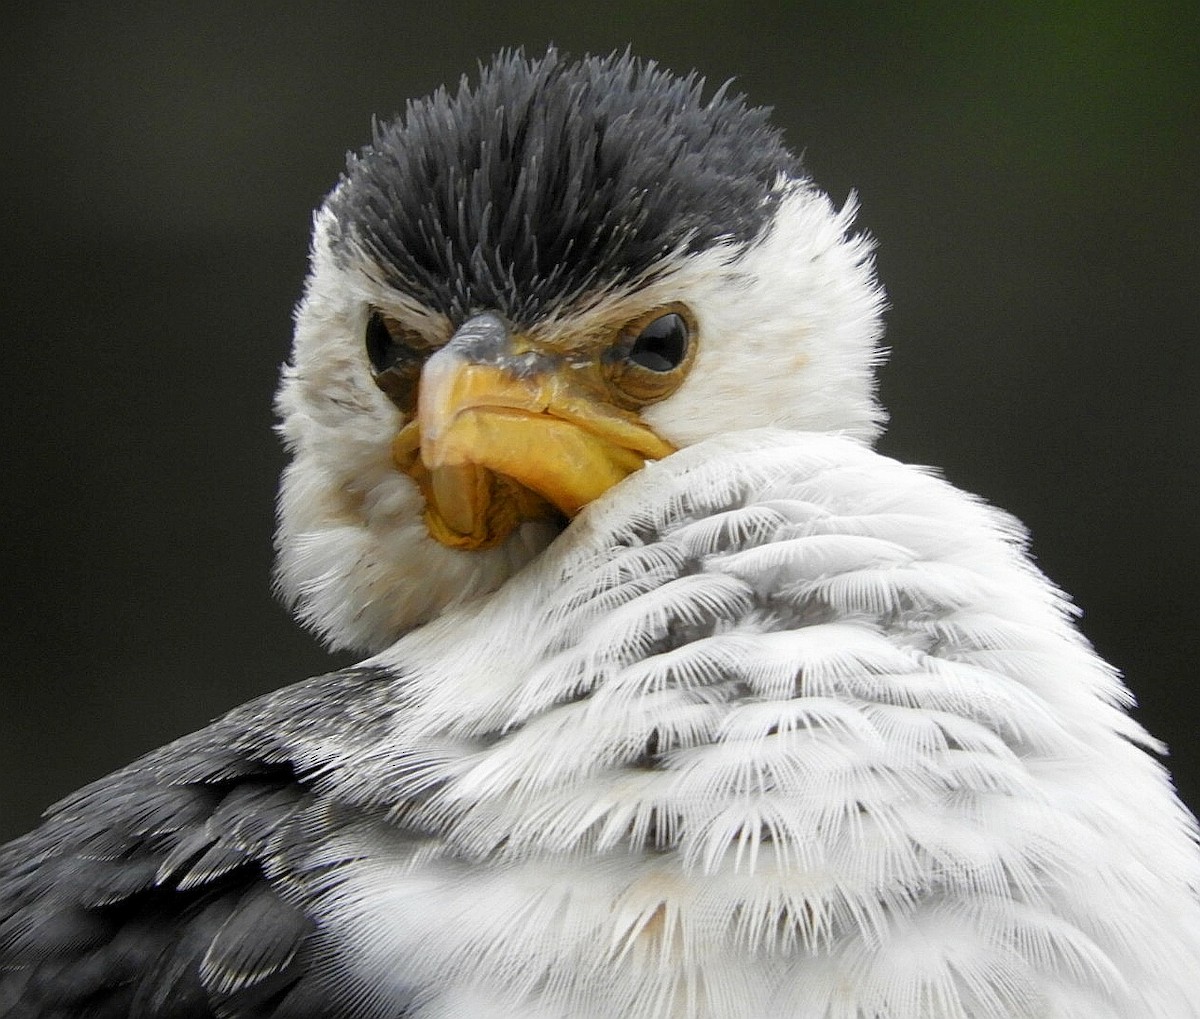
[627,313,689,372]
[365,308,426,414]
[605,305,697,406]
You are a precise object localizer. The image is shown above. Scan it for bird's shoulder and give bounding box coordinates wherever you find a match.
[0,667,403,1019]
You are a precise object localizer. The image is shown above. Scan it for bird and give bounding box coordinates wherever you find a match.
[2,47,1199,1018]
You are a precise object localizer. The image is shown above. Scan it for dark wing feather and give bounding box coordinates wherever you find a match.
[0,666,407,1018]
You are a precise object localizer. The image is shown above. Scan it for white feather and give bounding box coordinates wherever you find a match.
[282,431,1200,1018]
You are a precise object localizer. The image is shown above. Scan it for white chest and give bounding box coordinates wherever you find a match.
[311,434,1200,1018]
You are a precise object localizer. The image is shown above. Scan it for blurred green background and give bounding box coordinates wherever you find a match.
[1,2,1196,840]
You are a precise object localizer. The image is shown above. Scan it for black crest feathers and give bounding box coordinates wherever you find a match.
[328,49,801,325]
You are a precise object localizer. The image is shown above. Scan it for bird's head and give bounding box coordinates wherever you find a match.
[274,49,886,653]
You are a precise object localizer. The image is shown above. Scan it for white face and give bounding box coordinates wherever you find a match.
[274,181,886,653]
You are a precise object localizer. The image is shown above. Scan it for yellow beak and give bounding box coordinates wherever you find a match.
[392,313,675,550]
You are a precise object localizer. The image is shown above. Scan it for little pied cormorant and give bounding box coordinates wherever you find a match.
[2,48,1198,1019]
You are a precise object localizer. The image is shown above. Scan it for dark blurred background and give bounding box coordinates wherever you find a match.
[1,3,1196,841]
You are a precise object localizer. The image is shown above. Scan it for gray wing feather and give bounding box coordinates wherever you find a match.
[0,667,409,1019]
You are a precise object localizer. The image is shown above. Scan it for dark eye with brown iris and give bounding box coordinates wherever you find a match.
[626,312,690,372]
[365,309,425,414]
[605,305,696,406]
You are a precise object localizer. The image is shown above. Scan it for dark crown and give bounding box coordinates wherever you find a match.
[329,49,800,325]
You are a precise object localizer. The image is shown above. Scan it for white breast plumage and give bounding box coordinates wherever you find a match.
[305,432,1200,1018]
